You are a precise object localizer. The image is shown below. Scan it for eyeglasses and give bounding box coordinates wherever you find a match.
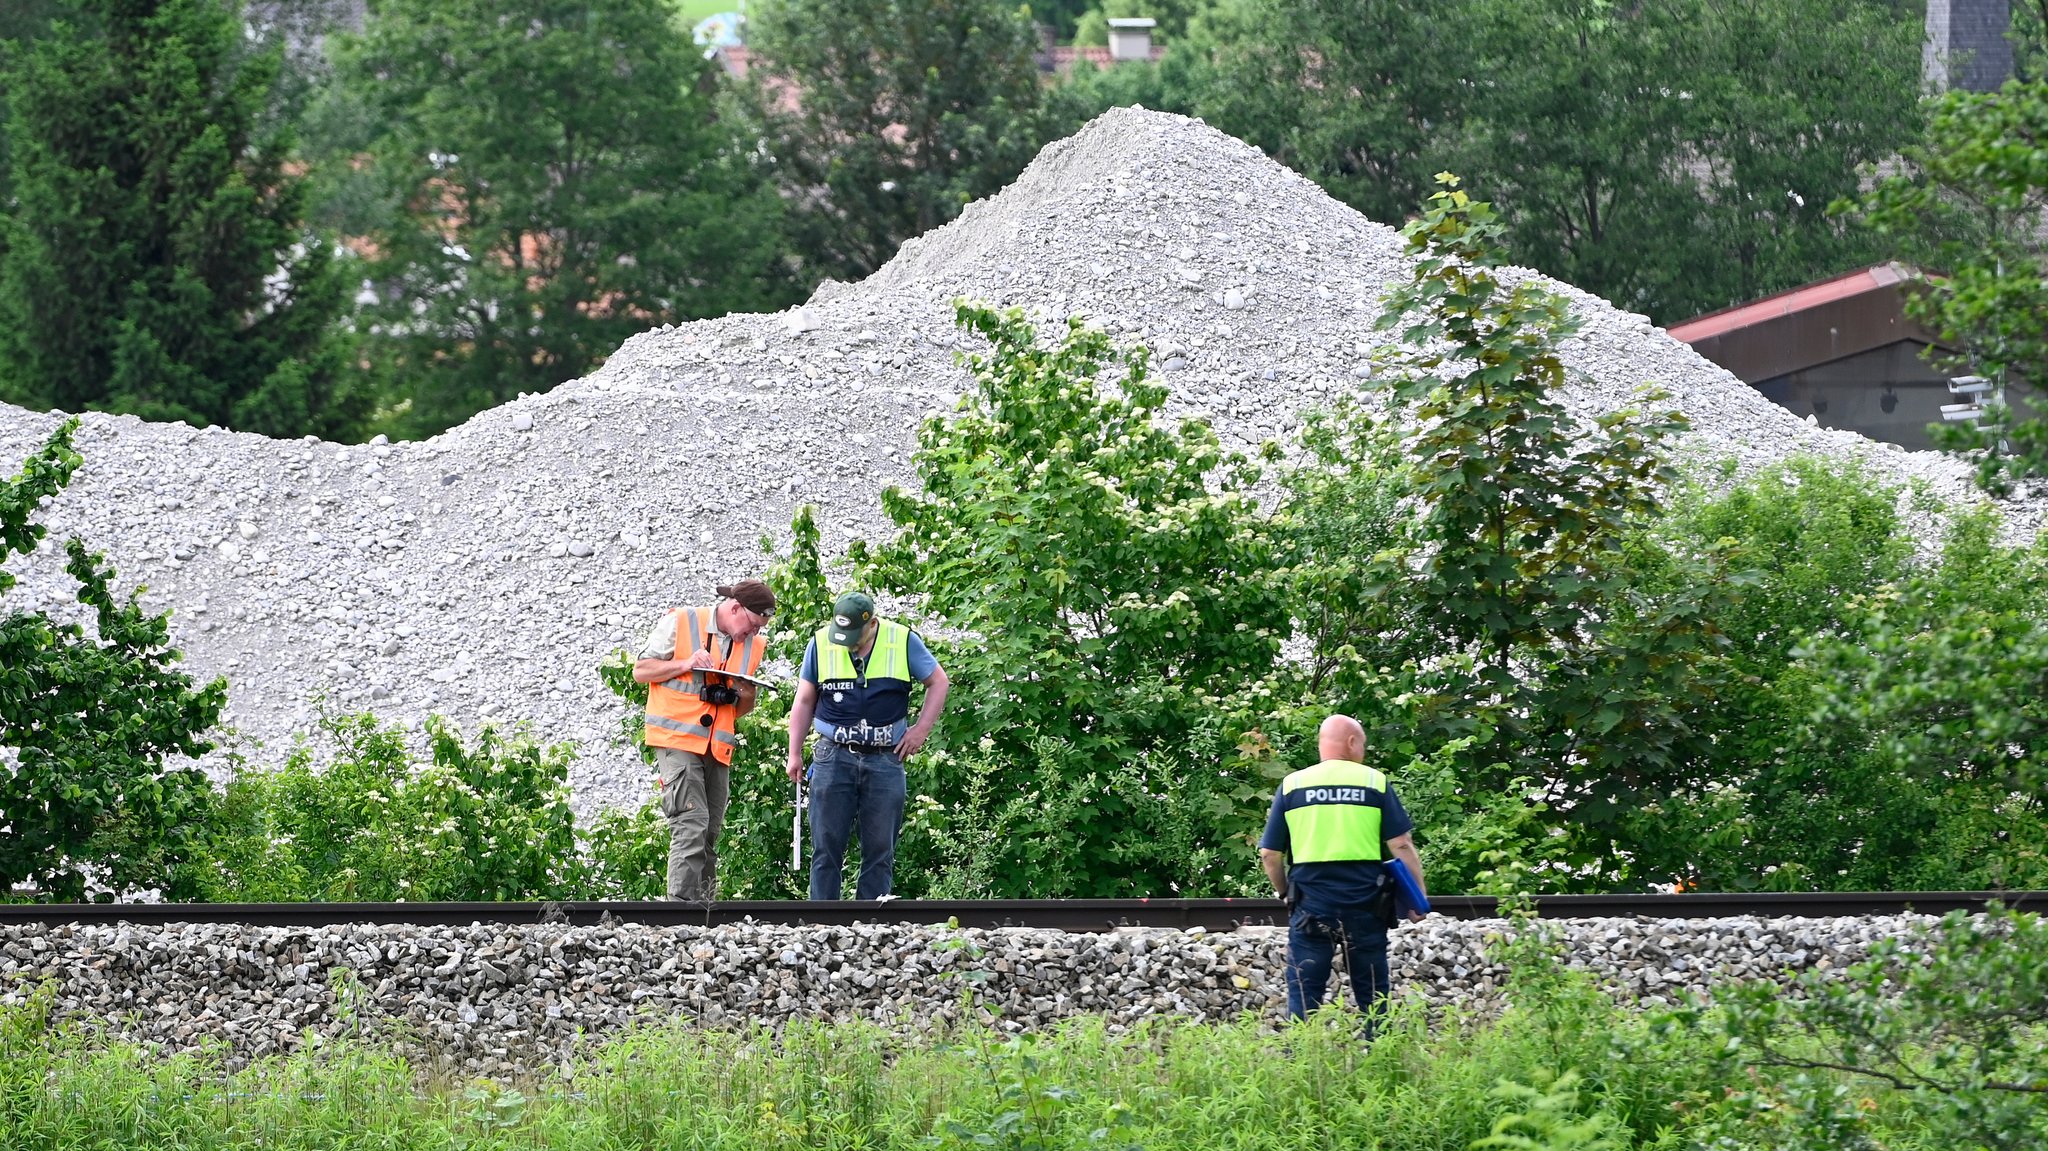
[736,603,771,629]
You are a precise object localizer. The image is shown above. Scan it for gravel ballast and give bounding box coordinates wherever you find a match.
[0,108,2039,813]
[0,915,1929,1075]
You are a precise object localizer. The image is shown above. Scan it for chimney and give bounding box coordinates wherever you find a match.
[1107,17,1156,63]
[1925,0,2013,93]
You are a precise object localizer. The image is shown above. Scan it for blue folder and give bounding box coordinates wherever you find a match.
[1386,857,1430,919]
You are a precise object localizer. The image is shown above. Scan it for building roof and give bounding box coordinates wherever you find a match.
[715,43,1165,86]
[1045,44,1166,72]
[1667,262,1950,383]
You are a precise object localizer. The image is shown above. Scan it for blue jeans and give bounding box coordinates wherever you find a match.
[1285,905,1391,1021]
[807,742,907,900]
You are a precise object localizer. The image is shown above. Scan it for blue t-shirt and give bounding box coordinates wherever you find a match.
[1260,781,1413,917]
[800,631,939,745]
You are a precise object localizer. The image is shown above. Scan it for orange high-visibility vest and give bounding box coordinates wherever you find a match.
[644,606,765,765]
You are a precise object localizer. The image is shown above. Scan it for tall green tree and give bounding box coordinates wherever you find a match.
[1366,176,1733,886]
[0,0,64,202]
[743,0,1056,282]
[1454,0,1917,320]
[1,421,227,902]
[1072,0,1919,323]
[334,0,794,434]
[1675,0,1920,316]
[1852,78,2048,492]
[0,0,363,439]
[1449,0,1697,317]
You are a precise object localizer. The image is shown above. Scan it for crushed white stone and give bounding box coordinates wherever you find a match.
[0,913,1934,1077]
[0,108,2039,813]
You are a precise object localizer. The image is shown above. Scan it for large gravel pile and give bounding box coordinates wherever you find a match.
[0,915,1928,1075]
[1,107,2037,809]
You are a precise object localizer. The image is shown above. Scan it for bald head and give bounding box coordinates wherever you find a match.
[1318,714,1366,763]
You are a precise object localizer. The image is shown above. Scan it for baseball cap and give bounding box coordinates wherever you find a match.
[827,592,875,646]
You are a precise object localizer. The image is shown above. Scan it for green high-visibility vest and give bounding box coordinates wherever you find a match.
[814,620,912,684]
[1280,759,1388,863]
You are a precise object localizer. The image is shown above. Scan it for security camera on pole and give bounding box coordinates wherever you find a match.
[1942,374,2009,455]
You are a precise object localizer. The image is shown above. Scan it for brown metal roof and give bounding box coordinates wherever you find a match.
[1667,263,1951,382]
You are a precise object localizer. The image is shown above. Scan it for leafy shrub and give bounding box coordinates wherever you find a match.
[1698,906,2048,1151]
[576,801,668,901]
[1773,511,2048,890]
[185,705,582,902]
[911,722,1267,899]
[1,419,226,902]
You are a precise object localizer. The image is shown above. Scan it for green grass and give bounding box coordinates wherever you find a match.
[0,976,1977,1151]
[668,0,741,30]
[14,916,2041,1150]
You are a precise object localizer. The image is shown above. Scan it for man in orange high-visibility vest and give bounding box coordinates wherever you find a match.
[633,579,775,900]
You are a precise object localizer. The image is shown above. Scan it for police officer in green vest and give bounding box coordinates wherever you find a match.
[786,592,951,900]
[1260,714,1428,1020]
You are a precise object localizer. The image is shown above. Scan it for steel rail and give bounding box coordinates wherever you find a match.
[2,892,2041,931]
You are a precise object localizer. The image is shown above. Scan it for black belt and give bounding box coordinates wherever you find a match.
[838,742,897,754]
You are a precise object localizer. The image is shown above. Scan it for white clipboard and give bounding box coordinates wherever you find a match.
[693,666,773,688]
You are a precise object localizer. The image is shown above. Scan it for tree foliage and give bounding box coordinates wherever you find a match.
[1703,907,2048,1151]
[861,303,1286,766]
[0,0,364,439]
[1075,0,1919,324]
[1138,0,1462,230]
[1359,176,1731,884]
[0,420,226,902]
[1459,0,1915,318]
[332,0,795,434]
[1778,515,2048,889]
[0,0,64,201]
[1656,463,2048,891]
[839,303,1288,896]
[185,707,586,902]
[743,0,1057,282]
[1853,78,2048,493]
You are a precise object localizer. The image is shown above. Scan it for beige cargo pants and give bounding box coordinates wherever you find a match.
[656,746,729,901]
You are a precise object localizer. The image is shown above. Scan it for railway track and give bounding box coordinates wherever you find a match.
[3,892,2040,931]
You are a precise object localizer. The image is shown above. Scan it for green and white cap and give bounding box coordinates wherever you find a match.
[827,592,875,647]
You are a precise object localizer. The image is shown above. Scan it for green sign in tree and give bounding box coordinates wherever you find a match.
[0,0,363,440]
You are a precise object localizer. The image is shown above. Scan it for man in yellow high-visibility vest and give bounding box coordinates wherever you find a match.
[1259,714,1427,1020]
[786,591,950,900]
